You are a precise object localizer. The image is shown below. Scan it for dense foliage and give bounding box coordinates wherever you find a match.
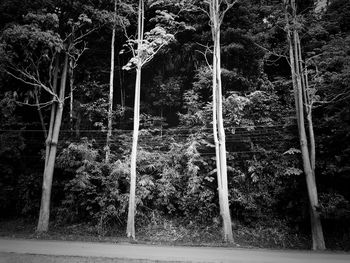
[0,0,349,249]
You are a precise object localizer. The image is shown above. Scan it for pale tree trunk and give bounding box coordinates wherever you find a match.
[37,54,69,233]
[160,108,163,137]
[44,56,59,173]
[307,108,316,171]
[34,88,47,138]
[69,59,74,132]
[299,44,316,172]
[106,0,117,163]
[284,0,325,250]
[210,0,234,242]
[126,0,144,240]
[118,56,125,110]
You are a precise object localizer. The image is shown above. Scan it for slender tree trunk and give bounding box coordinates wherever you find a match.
[118,56,124,110]
[302,54,316,171]
[126,0,144,240]
[211,0,233,242]
[37,54,68,233]
[34,88,47,139]
[307,108,316,171]
[106,0,117,163]
[212,25,223,217]
[44,57,59,170]
[160,107,163,137]
[284,0,325,250]
[299,109,325,250]
[69,59,74,132]
[127,66,141,239]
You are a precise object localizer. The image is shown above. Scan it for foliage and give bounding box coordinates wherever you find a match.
[56,139,128,233]
[319,192,350,220]
[0,0,349,248]
[53,137,213,233]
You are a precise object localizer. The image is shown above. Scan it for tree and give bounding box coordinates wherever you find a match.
[173,0,239,242]
[106,0,117,163]
[122,0,174,239]
[207,0,238,243]
[126,0,144,239]
[68,40,87,134]
[35,2,118,231]
[0,1,112,231]
[0,13,66,232]
[284,0,326,250]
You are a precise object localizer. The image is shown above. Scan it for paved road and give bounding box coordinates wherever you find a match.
[0,238,350,263]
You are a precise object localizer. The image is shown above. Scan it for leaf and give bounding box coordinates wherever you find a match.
[283,148,301,155]
[284,167,303,176]
[204,176,214,182]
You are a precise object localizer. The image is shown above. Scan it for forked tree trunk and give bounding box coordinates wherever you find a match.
[126,0,144,240]
[106,0,117,163]
[210,0,234,242]
[44,57,59,169]
[284,0,325,250]
[37,54,68,232]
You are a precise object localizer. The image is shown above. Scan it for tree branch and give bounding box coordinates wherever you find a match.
[6,66,59,100]
[219,0,238,25]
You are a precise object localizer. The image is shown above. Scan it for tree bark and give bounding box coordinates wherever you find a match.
[106,0,117,163]
[126,0,144,240]
[210,0,234,242]
[118,56,125,110]
[307,109,316,171]
[69,59,74,132]
[284,0,325,250]
[37,54,68,233]
[34,88,47,139]
[44,57,59,169]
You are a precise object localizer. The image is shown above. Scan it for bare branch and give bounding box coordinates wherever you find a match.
[16,99,54,108]
[73,27,99,45]
[6,66,59,100]
[195,50,213,70]
[69,42,88,69]
[220,0,238,25]
[141,43,166,66]
[120,18,137,57]
[323,91,350,104]
[195,42,213,69]
[48,50,57,89]
[197,5,211,18]
[254,41,289,60]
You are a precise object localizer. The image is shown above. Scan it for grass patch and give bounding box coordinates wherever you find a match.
[0,217,312,250]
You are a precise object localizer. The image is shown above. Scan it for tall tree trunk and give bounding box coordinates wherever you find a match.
[126,0,144,240]
[211,0,234,242]
[37,54,68,233]
[284,0,325,250]
[106,0,117,163]
[69,59,74,132]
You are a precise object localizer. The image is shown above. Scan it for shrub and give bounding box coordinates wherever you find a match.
[56,139,129,233]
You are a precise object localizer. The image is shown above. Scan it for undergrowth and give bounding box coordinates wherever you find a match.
[0,216,312,250]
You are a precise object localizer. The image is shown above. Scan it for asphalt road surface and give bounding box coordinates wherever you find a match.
[0,238,350,263]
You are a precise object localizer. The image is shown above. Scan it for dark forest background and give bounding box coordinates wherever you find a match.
[0,0,349,249]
